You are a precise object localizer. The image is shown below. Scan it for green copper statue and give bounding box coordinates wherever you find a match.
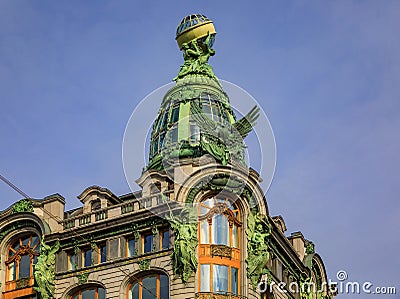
[191,102,260,165]
[34,238,60,299]
[165,204,198,283]
[246,211,271,289]
[174,32,217,81]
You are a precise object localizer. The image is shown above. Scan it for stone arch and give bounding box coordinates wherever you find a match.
[176,164,268,215]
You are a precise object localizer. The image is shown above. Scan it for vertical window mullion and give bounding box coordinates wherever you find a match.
[209,264,212,292]
[139,278,143,299]
[156,274,160,298]
[16,259,19,280]
[228,266,231,293]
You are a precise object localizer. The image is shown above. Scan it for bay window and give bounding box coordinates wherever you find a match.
[198,196,242,295]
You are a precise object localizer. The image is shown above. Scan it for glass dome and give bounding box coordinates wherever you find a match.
[149,93,235,160]
[176,14,212,37]
[175,14,216,50]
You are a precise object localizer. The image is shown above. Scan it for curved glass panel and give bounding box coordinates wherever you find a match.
[200,264,211,291]
[200,220,209,244]
[213,265,228,293]
[212,214,229,245]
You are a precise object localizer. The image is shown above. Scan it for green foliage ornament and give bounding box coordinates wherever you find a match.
[34,238,60,299]
[12,198,33,213]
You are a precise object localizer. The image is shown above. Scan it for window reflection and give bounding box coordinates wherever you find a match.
[129,274,169,299]
[212,214,229,246]
[213,265,229,293]
[70,286,105,299]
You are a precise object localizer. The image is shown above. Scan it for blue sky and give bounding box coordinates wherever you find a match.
[1,1,399,297]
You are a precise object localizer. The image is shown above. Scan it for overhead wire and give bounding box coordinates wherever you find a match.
[0,173,167,299]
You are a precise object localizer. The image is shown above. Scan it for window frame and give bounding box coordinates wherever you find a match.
[127,273,169,299]
[98,243,107,263]
[142,233,154,254]
[159,229,170,250]
[69,286,106,299]
[82,247,93,268]
[5,235,40,282]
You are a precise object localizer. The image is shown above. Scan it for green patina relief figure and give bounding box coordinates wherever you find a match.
[165,203,198,283]
[34,238,60,299]
[246,211,271,289]
[300,276,314,299]
[191,102,260,166]
[12,198,33,213]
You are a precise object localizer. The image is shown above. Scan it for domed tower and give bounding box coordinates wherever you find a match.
[147,14,259,171]
[136,15,335,299]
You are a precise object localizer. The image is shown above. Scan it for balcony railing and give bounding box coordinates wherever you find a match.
[62,190,174,230]
[5,277,34,291]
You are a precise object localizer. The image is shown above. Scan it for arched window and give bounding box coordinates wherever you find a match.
[6,235,40,286]
[70,286,105,299]
[128,273,169,299]
[198,196,242,296]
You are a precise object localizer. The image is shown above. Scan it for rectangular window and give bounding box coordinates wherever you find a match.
[171,126,178,143]
[231,267,239,294]
[161,230,170,250]
[127,238,136,257]
[232,225,239,248]
[171,105,180,123]
[83,249,92,267]
[99,244,107,263]
[8,262,16,280]
[143,234,154,253]
[19,254,30,278]
[213,265,229,293]
[200,220,209,244]
[200,264,211,291]
[189,124,200,143]
[68,253,77,270]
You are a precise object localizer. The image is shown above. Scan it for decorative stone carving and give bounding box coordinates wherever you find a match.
[210,244,232,259]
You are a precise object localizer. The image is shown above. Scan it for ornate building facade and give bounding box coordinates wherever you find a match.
[0,15,335,299]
